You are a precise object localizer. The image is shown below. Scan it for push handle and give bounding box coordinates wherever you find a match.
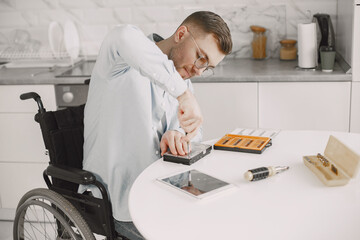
[20,92,40,101]
[20,92,46,113]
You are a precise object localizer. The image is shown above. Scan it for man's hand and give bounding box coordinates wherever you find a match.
[160,130,190,156]
[177,89,203,141]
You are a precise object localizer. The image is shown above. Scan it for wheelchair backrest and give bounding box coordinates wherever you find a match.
[36,104,85,191]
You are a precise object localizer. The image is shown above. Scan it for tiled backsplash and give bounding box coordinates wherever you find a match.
[0,0,337,58]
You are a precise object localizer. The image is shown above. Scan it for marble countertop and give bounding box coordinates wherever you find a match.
[0,58,351,85]
[192,58,351,83]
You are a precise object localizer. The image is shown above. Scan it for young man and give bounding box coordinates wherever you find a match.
[82,11,232,239]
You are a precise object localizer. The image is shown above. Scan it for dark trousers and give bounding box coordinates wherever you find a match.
[114,219,145,240]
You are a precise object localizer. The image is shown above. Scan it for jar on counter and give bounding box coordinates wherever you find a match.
[250,25,267,60]
[279,39,297,60]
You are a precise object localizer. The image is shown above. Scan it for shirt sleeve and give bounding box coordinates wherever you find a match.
[103,24,187,98]
[167,80,203,143]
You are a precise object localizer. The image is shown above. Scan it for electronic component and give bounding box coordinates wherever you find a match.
[163,142,212,165]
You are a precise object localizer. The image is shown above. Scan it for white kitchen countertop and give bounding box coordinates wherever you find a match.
[0,58,351,85]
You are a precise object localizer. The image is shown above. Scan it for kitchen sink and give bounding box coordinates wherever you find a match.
[56,60,95,78]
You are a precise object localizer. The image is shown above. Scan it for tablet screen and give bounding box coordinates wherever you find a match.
[158,169,231,199]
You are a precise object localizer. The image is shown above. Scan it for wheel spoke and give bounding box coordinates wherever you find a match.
[28,205,52,238]
[59,228,71,239]
[26,220,52,239]
[43,203,47,239]
[24,214,38,239]
[22,225,35,240]
[14,190,94,240]
[42,207,57,233]
[22,202,64,239]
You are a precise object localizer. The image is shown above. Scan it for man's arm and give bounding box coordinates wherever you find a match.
[104,24,187,98]
[167,80,203,142]
[161,81,203,156]
[177,89,203,140]
[104,25,202,139]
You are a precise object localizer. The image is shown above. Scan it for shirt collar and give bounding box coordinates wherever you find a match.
[148,33,164,43]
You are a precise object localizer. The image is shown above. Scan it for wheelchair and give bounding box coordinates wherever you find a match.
[13,91,128,240]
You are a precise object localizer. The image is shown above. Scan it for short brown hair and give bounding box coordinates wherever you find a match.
[180,11,233,55]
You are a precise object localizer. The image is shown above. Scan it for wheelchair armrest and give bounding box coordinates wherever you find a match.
[45,164,96,185]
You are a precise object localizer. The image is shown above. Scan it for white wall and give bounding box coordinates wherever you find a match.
[336,0,354,70]
[0,0,338,57]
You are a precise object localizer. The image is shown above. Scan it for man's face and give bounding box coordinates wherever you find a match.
[169,28,225,79]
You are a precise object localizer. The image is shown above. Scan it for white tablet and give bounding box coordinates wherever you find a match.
[157,169,233,199]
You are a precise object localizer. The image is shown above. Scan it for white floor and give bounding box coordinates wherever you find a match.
[4,220,107,239]
[0,220,13,240]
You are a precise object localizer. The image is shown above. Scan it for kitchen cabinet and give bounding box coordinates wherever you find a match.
[0,162,48,210]
[258,82,351,131]
[192,82,257,140]
[350,82,360,133]
[0,85,56,217]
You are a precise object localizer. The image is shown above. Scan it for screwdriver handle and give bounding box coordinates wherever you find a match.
[244,166,289,181]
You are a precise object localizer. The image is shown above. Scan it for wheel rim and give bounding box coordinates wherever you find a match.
[15,196,86,240]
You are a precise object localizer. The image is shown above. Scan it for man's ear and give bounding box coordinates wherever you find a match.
[174,25,188,43]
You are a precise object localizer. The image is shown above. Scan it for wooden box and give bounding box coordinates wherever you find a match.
[303,135,360,186]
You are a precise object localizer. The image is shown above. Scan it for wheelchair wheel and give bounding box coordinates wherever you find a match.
[13,188,95,240]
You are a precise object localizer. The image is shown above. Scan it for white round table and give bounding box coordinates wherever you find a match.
[129,131,360,240]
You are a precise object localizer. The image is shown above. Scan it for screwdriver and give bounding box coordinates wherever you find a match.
[186,133,191,157]
[244,166,289,181]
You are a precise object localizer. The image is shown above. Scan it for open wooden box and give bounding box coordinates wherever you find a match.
[303,135,360,186]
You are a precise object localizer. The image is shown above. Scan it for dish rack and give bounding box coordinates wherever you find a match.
[0,46,76,66]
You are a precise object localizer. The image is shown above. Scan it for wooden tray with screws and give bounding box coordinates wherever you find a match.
[303,135,360,186]
[214,134,272,154]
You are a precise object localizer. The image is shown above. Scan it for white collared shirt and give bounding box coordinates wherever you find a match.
[81,24,202,221]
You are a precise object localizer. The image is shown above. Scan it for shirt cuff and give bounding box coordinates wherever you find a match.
[172,127,185,135]
[166,74,188,98]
